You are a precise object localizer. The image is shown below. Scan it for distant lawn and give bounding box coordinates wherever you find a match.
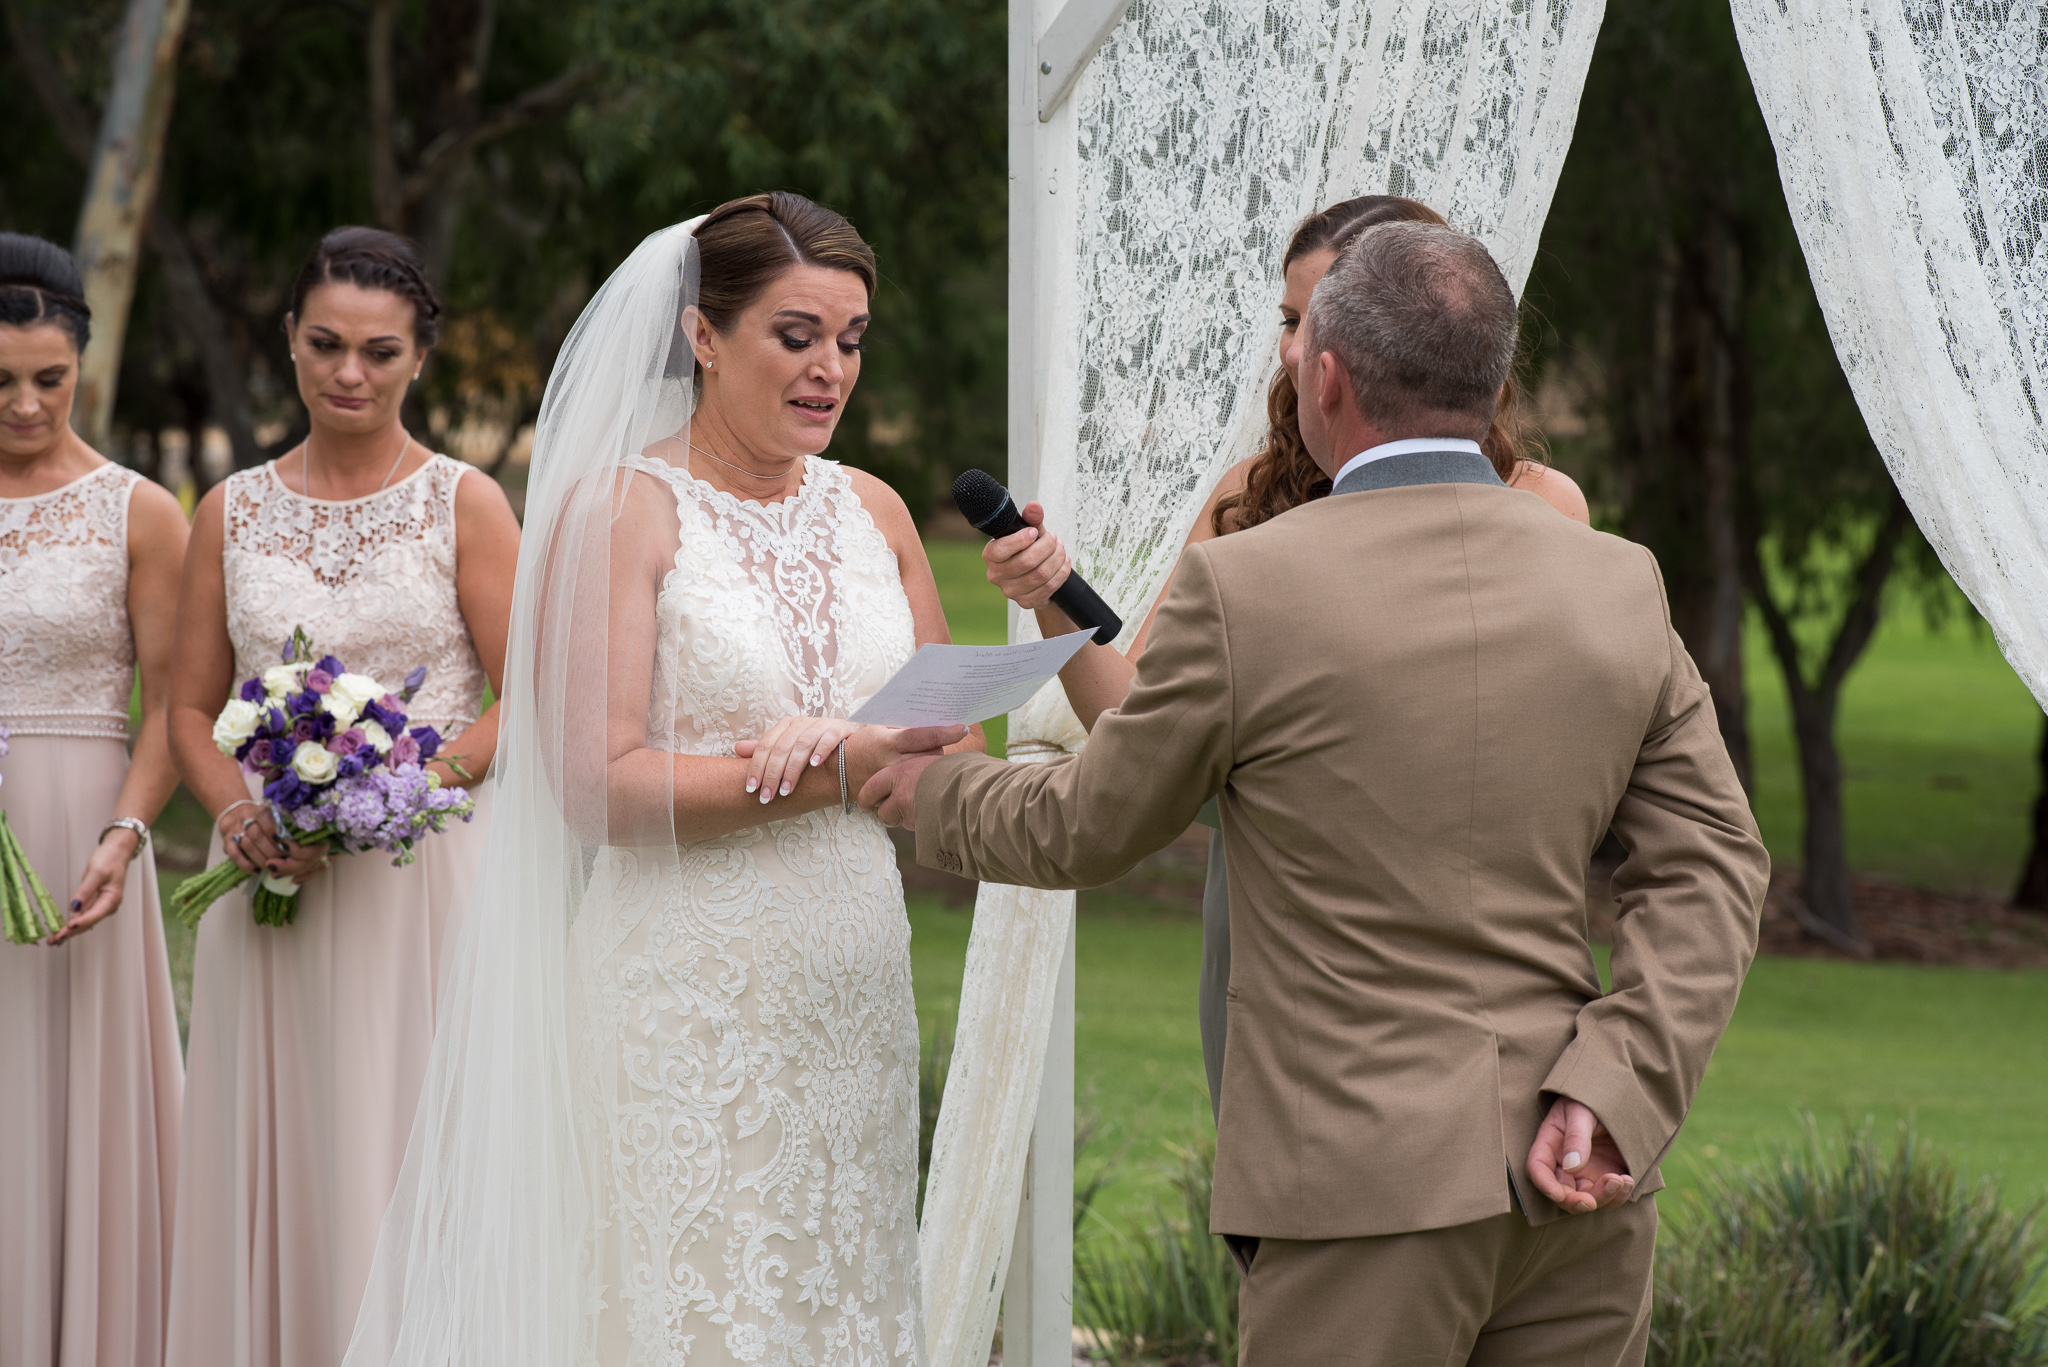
[1746,607,2041,894]
[909,895,2048,1225]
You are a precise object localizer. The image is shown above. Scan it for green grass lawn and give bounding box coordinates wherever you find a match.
[916,537,2048,1223]
[1746,607,2042,894]
[909,896,2048,1226]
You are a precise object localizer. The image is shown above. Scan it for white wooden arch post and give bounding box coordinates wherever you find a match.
[1002,1,1133,1363]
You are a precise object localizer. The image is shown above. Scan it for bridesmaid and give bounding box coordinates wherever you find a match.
[164,227,520,1367]
[0,233,189,1367]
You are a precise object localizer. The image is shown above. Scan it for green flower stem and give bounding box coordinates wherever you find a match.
[0,811,63,945]
[167,859,256,930]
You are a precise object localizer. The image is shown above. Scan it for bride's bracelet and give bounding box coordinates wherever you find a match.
[214,798,262,832]
[837,741,853,816]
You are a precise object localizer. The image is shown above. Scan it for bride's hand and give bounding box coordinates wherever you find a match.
[982,501,1072,610]
[736,716,863,803]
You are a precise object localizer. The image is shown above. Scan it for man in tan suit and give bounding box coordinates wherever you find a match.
[864,221,1768,1364]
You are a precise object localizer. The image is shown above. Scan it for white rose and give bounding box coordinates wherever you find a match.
[263,662,311,701]
[290,740,339,784]
[356,718,393,753]
[213,698,263,754]
[322,692,362,726]
[323,672,383,726]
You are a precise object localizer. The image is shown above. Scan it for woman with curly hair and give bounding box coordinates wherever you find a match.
[982,196,1589,1115]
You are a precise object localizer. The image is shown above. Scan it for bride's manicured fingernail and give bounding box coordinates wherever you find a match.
[759,791,772,805]
[779,782,791,796]
[746,778,758,792]
[811,755,822,766]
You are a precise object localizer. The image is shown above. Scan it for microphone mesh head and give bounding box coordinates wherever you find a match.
[951,469,1009,528]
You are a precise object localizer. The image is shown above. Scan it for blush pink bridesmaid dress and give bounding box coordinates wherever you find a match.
[0,461,184,1367]
[164,455,492,1367]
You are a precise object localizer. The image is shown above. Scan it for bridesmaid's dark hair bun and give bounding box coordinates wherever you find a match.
[289,226,442,349]
[0,233,91,351]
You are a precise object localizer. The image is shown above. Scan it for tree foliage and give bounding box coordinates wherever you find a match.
[3,0,1007,508]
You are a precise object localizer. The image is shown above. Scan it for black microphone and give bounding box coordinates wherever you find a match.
[952,469,1123,646]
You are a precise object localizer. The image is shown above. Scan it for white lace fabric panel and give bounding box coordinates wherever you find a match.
[572,455,926,1366]
[921,3,1606,1363]
[221,456,486,736]
[0,463,140,740]
[1731,0,2048,707]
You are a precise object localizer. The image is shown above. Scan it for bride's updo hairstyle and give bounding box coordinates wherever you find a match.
[1211,197,1542,534]
[690,192,877,339]
[0,233,92,351]
[287,226,442,349]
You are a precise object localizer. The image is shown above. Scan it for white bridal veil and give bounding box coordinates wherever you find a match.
[344,218,705,1367]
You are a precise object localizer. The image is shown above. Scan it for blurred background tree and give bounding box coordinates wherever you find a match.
[1527,0,1961,950]
[2,0,1005,506]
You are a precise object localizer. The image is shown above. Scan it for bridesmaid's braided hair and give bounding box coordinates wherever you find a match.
[1210,197,1544,535]
[691,192,877,334]
[288,227,442,348]
[0,233,92,351]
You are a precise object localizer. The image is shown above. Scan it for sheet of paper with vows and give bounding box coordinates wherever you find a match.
[849,634,1094,727]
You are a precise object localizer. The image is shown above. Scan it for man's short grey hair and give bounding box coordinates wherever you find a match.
[1305,221,1518,434]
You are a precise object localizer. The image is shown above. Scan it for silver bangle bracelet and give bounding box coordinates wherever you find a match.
[838,741,853,816]
[99,816,150,849]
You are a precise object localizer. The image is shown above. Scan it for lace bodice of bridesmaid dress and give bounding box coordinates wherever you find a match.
[0,463,141,741]
[221,455,484,737]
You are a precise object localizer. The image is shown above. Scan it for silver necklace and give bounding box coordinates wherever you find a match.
[688,441,795,488]
[301,433,412,499]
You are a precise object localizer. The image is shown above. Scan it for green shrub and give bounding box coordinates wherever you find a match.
[1075,1135,1237,1366]
[1649,1237,1873,1367]
[1680,1119,2048,1367]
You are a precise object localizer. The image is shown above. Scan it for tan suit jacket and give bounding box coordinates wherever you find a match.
[914,452,1768,1241]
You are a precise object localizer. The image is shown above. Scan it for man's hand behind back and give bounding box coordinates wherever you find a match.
[1528,1098,1635,1214]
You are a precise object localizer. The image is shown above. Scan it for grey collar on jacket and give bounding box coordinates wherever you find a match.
[1331,448,1504,496]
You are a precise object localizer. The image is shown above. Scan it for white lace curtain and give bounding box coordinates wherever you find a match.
[1731,0,2048,709]
[918,2,1608,1364]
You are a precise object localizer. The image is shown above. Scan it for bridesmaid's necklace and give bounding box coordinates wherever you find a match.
[300,433,412,499]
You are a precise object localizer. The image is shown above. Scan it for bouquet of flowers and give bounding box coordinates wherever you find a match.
[0,725,66,945]
[170,627,477,928]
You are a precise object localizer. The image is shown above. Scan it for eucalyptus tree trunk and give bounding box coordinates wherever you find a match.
[2012,717,2048,910]
[1745,494,1912,952]
[70,0,193,449]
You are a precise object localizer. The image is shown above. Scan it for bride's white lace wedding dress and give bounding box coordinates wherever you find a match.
[571,454,924,1367]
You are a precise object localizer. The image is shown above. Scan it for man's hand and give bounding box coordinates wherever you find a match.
[860,753,947,830]
[1527,1097,1635,1214]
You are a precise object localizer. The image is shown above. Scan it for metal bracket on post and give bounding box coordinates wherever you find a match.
[1036,0,1135,120]
[1002,917,1077,1366]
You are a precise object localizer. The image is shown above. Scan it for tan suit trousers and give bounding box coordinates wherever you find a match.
[1235,1198,1657,1366]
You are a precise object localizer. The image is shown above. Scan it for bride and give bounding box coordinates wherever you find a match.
[345,193,973,1367]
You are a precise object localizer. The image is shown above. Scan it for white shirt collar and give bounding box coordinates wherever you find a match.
[1332,437,1485,489]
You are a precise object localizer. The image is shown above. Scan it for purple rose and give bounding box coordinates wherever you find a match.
[390,732,422,766]
[329,728,366,756]
[291,717,317,744]
[239,678,265,703]
[306,669,334,694]
[246,738,273,768]
[408,725,442,761]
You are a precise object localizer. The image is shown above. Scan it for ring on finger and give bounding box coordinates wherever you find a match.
[239,816,259,831]
[231,833,244,845]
